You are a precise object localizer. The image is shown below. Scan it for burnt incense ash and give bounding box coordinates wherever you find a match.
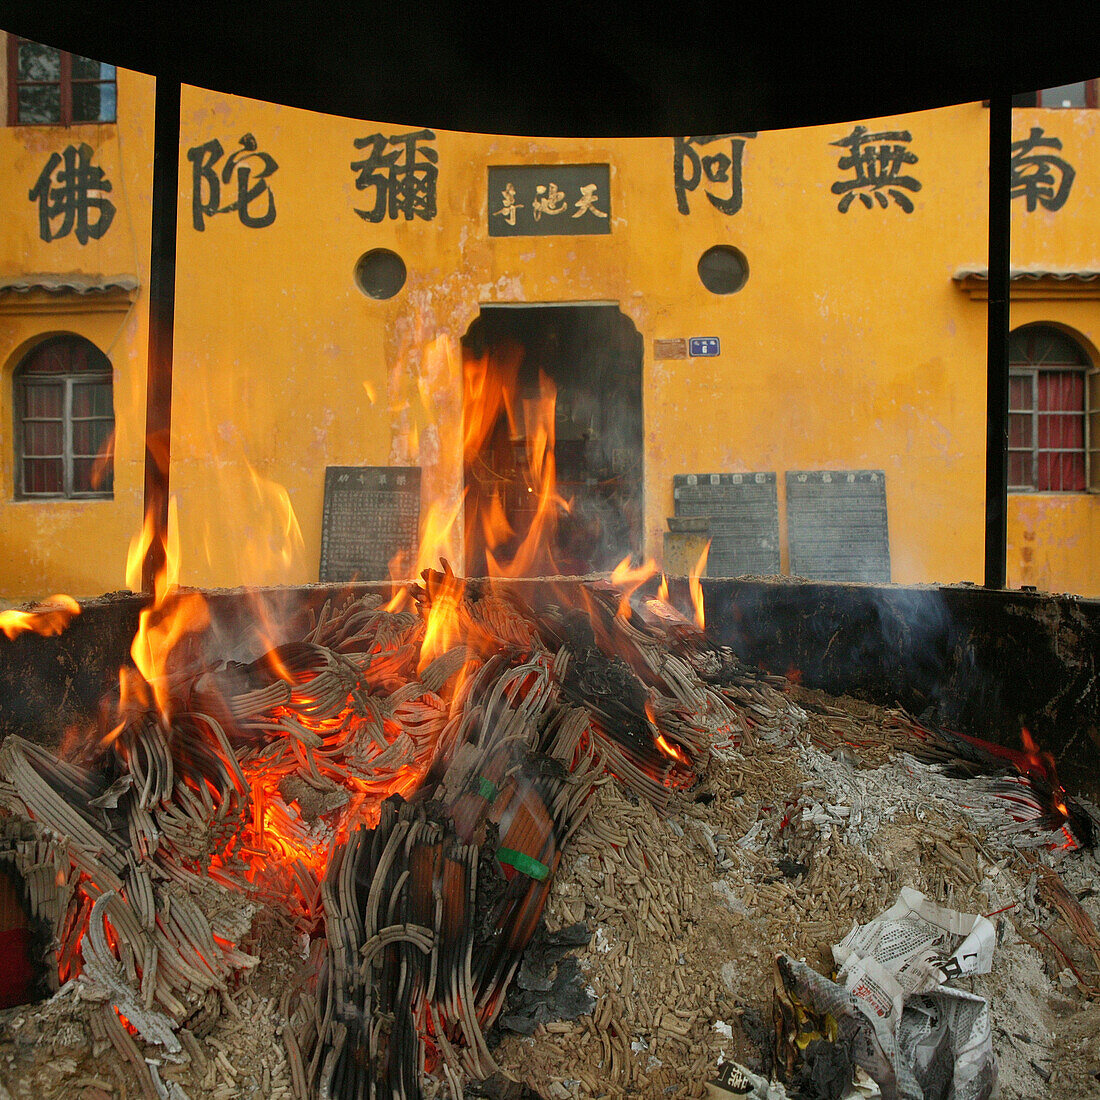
[0,571,1095,1100]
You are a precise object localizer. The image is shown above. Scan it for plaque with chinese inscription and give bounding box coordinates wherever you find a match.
[786,470,890,583]
[673,473,780,577]
[319,466,420,582]
[488,164,611,237]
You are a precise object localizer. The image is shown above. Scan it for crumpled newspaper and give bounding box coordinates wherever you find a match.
[776,887,998,1100]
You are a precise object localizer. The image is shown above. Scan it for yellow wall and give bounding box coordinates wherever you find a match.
[1008,494,1100,594]
[2,54,1098,598]
[1004,109,1100,594]
[170,92,999,589]
[0,47,154,598]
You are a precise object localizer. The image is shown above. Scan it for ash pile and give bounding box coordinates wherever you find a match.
[0,571,1097,1100]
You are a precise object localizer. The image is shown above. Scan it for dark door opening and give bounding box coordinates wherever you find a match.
[462,304,643,577]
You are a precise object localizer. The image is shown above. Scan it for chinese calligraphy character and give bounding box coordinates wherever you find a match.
[830,125,921,212]
[532,182,568,220]
[572,183,607,219]
[493,181,523,226]
[1011,127,1075,212]
[351,129,438,222]
[28,143,115,244]
[674,134,754,216]
[187,134,278,231]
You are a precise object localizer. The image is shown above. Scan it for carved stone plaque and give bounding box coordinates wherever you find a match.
[673,473,780,577]
[487,164,611,237]
[786,470,890,583]
[319,466,420,582]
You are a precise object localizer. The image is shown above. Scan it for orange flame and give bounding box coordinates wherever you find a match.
[418,569,467,674]
[611,556,659,618]
[1019,726,1062,787]
[462,346,571,580]
[124,498,210,721]
[0,594,81,640]
[655,732,690,766]
[689,540,710,630]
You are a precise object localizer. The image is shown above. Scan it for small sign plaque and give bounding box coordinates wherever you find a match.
[786,470,890,583]
[688,337,720,357]
[653,338,688,360]
[488,164,611,237]
[319,466,420,583]
[673,472,780,576]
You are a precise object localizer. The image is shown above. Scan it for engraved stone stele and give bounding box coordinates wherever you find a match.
[672,473,780,577]
[785,470,890,583]
[319,466,421,582]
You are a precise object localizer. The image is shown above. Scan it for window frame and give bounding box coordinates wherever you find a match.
[1088,366,1100,493]
[6,35,117,127]
[1008,326,1094,495]
[13,340,115,501]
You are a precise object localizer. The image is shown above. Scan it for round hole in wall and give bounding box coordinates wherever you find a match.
[697,245,749,295]
[355,249,407,299]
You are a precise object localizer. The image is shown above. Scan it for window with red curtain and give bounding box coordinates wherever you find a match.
[13,336,114,499]
[1008,327,1089,492]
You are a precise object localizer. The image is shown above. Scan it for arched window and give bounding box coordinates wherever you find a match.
[1008,326,1093,492]
[13,336,114,499]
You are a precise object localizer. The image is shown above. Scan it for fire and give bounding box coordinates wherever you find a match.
[0,594,80,641]
[418,566,468,673]
[462,346,572,579]
[124,498,210,722]
[611,556,659,617]
[1,331,721,1074]
[689,539,710,630]
[1019,727,1056,776]
[655,732,690,766]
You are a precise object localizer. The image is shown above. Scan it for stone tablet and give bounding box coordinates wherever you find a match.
[488,164,612,237]
[319,466,420,582]
[786,470,890,583]
[673,473,780,577]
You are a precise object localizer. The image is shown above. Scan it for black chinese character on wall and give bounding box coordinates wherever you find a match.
[28,143,115,244]
[187,133,279,231]
[673,135,755,216]
[830,125,921,212]
[1010,127,1075,212]
[351,129,438,222]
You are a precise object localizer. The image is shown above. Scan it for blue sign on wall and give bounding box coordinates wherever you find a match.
[689,337,720,357]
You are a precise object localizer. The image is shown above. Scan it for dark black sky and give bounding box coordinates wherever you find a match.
[4,0,1097,134]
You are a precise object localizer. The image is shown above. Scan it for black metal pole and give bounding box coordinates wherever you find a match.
[141,73,181,593]
[984,93,1012,589]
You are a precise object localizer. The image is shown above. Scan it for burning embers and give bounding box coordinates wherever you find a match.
[0,565,744,1097]
[897,716,1093,852]
[0,552,1094,1098]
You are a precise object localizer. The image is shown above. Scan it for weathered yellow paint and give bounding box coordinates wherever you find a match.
[1008,494,1100,595]
[0,49,154,599]
[169,94,993,589]
[2,54,1098,599]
